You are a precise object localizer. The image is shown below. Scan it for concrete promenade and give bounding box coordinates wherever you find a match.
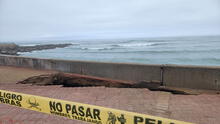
[0,66,220,124]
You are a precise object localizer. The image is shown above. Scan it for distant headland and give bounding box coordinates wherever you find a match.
[0,43,72,55]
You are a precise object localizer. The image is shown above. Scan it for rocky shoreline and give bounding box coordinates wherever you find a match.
[0,43,72,55]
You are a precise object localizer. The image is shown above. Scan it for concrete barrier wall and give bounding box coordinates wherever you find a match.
[163,65,220,90]
[0,55,161,83]
[0,55,220,90]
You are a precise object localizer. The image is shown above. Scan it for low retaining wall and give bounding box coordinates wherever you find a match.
[0,55,161,83]
[163,65,220,90]
[0,55,220,90]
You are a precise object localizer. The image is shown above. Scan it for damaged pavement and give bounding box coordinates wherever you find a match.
[17,72,196,95]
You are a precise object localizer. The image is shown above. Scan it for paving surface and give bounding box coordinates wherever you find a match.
[0,66,57,84]
[0,66,220,124]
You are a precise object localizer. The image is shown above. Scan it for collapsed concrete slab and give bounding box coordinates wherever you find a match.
[17,72,198,95]
[17,73,134,88]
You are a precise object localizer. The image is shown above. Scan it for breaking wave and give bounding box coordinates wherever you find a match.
[76,42,168,51]
[19,36,220,66]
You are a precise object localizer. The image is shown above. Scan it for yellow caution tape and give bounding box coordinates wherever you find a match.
[0,89,194,124]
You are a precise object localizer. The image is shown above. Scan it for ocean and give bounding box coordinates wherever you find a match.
[16,35,220,66]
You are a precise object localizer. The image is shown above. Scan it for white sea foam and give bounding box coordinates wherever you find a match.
[116,42,155,47]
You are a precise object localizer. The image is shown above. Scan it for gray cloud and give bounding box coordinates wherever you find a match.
[0,0,220,41]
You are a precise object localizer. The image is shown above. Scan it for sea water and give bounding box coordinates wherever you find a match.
[16,35,220,66]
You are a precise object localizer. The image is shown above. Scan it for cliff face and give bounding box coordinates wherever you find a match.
[0,43,72,55]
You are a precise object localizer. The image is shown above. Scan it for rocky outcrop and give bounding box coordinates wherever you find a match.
[0,43,72,55]
[0,43,19,55]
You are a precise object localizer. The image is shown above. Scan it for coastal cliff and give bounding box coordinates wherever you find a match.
[0,43,72,55]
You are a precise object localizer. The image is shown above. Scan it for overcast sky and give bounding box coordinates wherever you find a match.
[0,0,220,41]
